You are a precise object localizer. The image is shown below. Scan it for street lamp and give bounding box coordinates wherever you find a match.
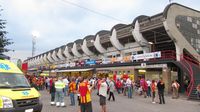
[31,31,39,57]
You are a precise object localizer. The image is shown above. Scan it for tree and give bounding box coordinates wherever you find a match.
[17,59,22,70]
[0,7,13,54]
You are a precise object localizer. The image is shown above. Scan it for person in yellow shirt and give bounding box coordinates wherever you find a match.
[55,77,66,107]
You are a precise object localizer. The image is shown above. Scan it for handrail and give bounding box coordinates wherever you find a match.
[180,60,191,96]
[180,54,195,97]
[187,60,194,97]
[184,59,194,97]
[183,55,199,65]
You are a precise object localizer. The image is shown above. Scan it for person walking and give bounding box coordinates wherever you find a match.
[79,77,93,112]
[157,79,165,104]
[108,79,115,101]
[122,79,127,96]
[126,78,133,99]
[63,77,69,96]
[69,77,76,106]
[146,79,152,97]
[99,78,108,112]
[116,79,122,94]
[140,77,148,98]
[45,77,50,90]
[55,77,66,107]
[151,80,156,103]
[172,80,180,99]
[50,77,56,105]
[76,77,81,112]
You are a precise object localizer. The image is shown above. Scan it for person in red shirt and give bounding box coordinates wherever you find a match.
[116,79,122,94]
[140,78,148,98]
[78,77,93,112]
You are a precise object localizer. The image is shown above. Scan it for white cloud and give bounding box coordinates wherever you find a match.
[5,50,31,61]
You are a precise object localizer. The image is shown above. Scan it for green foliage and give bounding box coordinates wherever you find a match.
[0,8,13,54]
[17,59,22,70]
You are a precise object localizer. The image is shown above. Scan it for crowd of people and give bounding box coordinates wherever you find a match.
[26,75,46,90]
[25,75,200,112]
[44,76,168,112]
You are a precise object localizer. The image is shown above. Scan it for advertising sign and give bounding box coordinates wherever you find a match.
[102,58,111,64]
[69,62,76,67]
[85,60,96,65]
[65,63,70,68]
[132,51,161,60]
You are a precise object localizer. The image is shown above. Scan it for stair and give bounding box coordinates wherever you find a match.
[182,60,200,100]
[173,59,200,100]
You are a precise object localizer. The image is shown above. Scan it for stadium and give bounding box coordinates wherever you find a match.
[25,3,200,100]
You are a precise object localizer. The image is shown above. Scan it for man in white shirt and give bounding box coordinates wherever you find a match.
[146,79,152,97]
[108,79,115,101]
[45,77,50,90]
[63,77,69,96]
[99,78,108,112]
[126,78,133,98]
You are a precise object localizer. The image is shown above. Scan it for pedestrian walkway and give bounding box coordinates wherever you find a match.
[40,90,200,112]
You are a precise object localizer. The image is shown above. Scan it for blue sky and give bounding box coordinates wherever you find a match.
[0,0,200,61]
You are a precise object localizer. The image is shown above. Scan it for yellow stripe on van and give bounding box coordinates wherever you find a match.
[0,97,3,108]
[0,60,23,74]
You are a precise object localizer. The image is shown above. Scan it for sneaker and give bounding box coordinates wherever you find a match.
[50,102,55,105]
[152,102,156,104]
[61,102,66,107]
[56,102,60,107]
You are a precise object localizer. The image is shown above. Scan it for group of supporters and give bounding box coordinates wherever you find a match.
[26,75,200,112]
[46,76,96,112]
[42,76,172,112]
[26,75,45,90]
[43,76,119,112]
[114,77,166,104]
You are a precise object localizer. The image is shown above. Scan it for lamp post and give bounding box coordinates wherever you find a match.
[31,31,39,57]
[32,36,36,57]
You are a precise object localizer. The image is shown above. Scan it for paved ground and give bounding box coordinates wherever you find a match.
[40,90,200,112]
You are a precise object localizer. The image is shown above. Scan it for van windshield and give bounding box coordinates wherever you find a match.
[0,73,30,88]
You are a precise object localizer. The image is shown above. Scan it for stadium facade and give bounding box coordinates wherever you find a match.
[25,3,200,99]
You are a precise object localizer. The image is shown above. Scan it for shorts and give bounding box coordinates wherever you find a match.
[80,102,93,112]
[99,95,106,106]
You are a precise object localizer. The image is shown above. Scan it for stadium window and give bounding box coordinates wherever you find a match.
[116,54,120,57]
[187,17,192,22]
[137,51,143,54]
[191,38,194,45]
[197,30,200,34]
[132,51,137,55]
[125,52,132,56]
[192,23,197,29]
[176,23,180,28]
[197,20,200,25]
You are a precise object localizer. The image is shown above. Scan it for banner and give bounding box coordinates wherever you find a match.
[132,51,161,60]
[69,62,76,67]
[85,60,96,65]
[102,58,111,64]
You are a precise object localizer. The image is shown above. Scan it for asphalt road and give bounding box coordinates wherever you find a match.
[40,90,200,112]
